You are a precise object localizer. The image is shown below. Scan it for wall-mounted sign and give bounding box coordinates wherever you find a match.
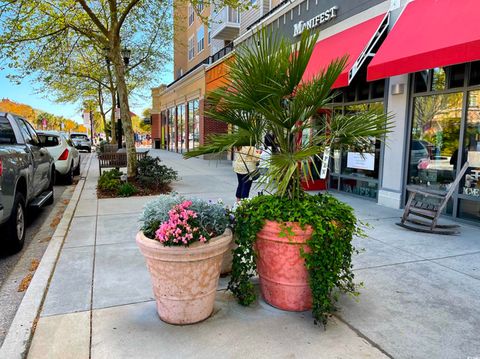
[293,6,338,37]
[347,152,375,171]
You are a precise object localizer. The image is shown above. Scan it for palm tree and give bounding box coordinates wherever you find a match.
[185,29,392,200]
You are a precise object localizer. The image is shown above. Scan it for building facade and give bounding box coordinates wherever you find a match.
[152,0,480,224]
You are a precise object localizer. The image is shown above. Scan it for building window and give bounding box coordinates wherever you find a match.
[207,25,211,45]
[197,0,204,13]
[188,36,195,61]
[327,72,386,200]
[188,99,200,150]
[176,104,186,153]
[168,108,176,151]
[407,62,480,223]
[197,27,204,53]
[188,5,194,26]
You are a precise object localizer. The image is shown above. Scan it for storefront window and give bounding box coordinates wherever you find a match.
[408,93,463,193]
[431,67,446,91]
[177,104,186,153]
[469,61,480,86]
[336,102,383,181]
[458,90,480,221]
[188,99,200,150]
[414,71,429,93]
[168,107,176,151]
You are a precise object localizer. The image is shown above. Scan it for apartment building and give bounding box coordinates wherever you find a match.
[152,0,480,224]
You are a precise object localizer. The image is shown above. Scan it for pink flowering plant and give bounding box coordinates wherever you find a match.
[155,201,211,246]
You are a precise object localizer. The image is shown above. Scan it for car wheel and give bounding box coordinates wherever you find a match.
[64,163,74,185]
[73,161,80,176]
[4,192,26,253]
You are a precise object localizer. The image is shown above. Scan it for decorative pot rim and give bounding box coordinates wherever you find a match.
[136,228,233,261]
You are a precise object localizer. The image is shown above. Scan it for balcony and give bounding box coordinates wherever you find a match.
[210,7,240,40]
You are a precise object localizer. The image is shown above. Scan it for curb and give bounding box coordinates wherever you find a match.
[0,154,94,359]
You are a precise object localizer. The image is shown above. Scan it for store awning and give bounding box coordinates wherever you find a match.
[302,13,389,89]
[368,0,480,81]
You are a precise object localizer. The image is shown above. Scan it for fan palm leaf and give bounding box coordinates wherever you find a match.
[184,28,392,200]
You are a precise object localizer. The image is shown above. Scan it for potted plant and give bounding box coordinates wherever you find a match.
[137,194,232,324]
[185,30,391,326]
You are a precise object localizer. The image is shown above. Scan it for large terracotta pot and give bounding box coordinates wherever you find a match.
[136,229,233,324]
[220,239,236,275]
[255,220,313,311]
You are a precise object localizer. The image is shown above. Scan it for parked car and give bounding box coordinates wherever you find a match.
[0,113,55,252]
[37,131,80,184]
[69,132,92,152]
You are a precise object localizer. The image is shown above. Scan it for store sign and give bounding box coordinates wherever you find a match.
[347,152,375,171]
[293,6,338,37]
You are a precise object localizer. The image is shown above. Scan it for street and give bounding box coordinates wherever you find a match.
[0,155,86,346]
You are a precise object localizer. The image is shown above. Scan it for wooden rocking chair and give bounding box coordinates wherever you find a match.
[397,161,469,235]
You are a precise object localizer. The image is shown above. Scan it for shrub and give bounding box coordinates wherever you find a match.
[139,194,229,239]
[118,182,137,197]
[98,169,122,192]
[136,156,178,188]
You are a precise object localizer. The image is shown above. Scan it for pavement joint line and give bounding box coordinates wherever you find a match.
[334,314,394,359]
[88,193,99,359]
[0,154,93,359]
[354,252,480,281]
[367,234,480,264]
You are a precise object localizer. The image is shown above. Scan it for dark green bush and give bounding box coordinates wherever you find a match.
[118,182,137,197]
[136,156,179,187]
[98,169,122,192]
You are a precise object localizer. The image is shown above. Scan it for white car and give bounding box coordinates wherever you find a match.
[37,131,80,184]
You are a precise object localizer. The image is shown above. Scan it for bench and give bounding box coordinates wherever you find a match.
[397,161,469,235]
[98,151,149,175]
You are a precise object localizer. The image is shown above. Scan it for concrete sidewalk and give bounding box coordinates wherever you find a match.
[25,150,480,359]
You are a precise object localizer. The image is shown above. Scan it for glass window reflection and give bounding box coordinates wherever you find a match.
[408,93,463,191]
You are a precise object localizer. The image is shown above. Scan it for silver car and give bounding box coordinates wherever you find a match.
[69,132,92,153]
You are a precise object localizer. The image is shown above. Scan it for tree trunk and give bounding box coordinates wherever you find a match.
[111,42,136,178]
[107,64,117,144]
[110,87,117,144]
[98,85,109,143]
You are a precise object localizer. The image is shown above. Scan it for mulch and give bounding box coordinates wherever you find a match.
[96,179,172,199]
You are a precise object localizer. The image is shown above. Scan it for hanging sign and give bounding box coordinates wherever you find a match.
[320,146,330,179]
[293,6,338,37]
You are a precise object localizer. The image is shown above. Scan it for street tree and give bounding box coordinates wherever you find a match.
[0,0,171,177]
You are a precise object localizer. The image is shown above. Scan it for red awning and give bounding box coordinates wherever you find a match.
[302,13,387,89]
[368,0,480,81]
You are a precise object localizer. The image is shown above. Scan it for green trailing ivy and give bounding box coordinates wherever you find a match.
[228,193,364,326]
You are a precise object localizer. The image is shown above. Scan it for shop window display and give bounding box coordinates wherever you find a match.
[168,108,176,151]
[188,99,200,150]
[408,93,462,193]
[408,63,480,223]
[459,90,480,220]
[329,94,384,199]
[176,104,186,153]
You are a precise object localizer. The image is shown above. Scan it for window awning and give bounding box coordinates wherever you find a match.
[368,0,480,81]
[302,13,389,89]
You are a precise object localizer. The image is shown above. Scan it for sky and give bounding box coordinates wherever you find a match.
[0,66,173,123]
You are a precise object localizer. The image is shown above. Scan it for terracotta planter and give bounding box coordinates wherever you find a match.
[136,229,233,324]
[220,239,236,275]
[255,220,313,311]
